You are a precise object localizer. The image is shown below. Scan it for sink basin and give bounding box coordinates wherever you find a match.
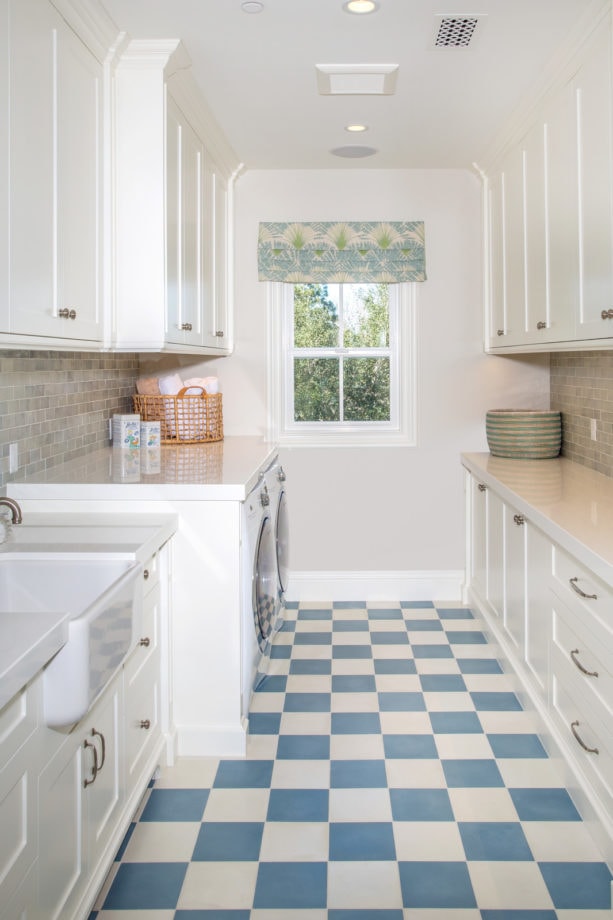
[0,554,142,727]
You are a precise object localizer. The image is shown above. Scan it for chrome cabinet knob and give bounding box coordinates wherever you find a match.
[58,308,76,319]
[601,309,613,320]
[496,329,505,336]
[139,637,151,647]
[477,483,486,492]
[215,330,224,337]
[513,513,525,526]
[180,322,193,331]
[139,719,151,730]
[536,321,547,330]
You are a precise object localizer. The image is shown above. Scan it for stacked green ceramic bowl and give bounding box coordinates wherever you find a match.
[486,409,561,459]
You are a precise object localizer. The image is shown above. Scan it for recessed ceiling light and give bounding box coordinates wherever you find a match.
[345,124,368,133]
[331,145,378,158]
[343,0,379,13]
[241,0,264,12]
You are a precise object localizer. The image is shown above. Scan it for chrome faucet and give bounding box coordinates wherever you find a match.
[0,497,22,524]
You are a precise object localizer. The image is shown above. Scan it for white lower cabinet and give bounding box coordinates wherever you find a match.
[464,461,613,863]
[0,540,171,920]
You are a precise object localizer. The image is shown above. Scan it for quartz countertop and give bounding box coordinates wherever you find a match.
[462,451,613,585]
[0,513,177,711]
[7,436,277,501]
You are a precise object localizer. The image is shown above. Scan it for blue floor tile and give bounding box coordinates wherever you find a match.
[404,619,444,631]
[175,912,250,919]
[457,657,503,673]
[509,788,582,821]
[442,758,504,787]
[329,912,404,920]
[399,861,477,908]
[471,691,523,711]
[487,733,547,759]
[374,658,417,674]
[438,608,475,619]
[192,822,263,860]
[248,712,282,735]
[332,712,381,734]
[412,644,454,658]
[290,658,332,674]
[383,734,438,759]
[390,788,454,821]
[267,788,329,821]
[332,674,377,692]
[446,630,487,644]
[539,861,613,909]
[270,644,292,659]
[103,863,188,909]
[420,674,467,692]
[255,674,287,693]
[370,631,410,645]
[277,734,330,759]
[368,608,403,620]
[480,912,557,920]
[333,644,373,659]
[253,862,327,908]
[430,711,483,734]
[378,692,426,711]
[329,822,396,860]
[114,822,135,860]
[459,821,533,860]
[280,620,296,632]
[331,759,388,788]
[294,632,333,645]
[213,760,274,788]
[298,609,332,620]
[283,692,331,712]
[334,601,367,608]
[400,600,435,608]
[140,789,209,822]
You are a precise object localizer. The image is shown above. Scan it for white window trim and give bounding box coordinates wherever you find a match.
[267,281,417,447]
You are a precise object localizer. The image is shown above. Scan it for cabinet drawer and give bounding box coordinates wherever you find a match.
[551,546,613,631]
[126,582,160,679]
[125,652,161,793]
[0,738,37,909]
[552,597,613,717]
[551,653,613,812]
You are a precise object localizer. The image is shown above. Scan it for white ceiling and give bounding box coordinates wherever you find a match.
[101,0,598,170]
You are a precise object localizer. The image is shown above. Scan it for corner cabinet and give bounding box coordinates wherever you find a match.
[484,7,613,353]
[0,0,107,349]
[112,40,238,355]
[464,456,613,865]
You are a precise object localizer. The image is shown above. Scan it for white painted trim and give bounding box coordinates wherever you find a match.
[285,569,464,603]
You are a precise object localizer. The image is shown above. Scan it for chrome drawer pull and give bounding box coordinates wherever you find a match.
[477,483,486,492]
[569,576,597,600]
[570,649,598,678]
[570,720,599,755]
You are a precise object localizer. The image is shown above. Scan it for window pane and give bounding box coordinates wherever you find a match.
[294,357,340,421]
[343,357,391,421]
[343,284,389,348]
[293,283,339,348]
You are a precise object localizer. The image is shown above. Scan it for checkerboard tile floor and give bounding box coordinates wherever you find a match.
[90,601,613,919]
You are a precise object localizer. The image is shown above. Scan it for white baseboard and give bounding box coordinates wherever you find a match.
[285,570,465,603]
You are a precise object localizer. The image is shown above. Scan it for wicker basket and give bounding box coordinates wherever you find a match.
[133,387,223,444]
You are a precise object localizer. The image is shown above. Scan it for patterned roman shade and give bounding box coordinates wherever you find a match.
[257,221,426,283]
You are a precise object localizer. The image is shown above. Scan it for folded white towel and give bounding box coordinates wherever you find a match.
[158,373,183,396]
[184,376,219,395]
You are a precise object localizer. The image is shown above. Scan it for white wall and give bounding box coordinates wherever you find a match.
[142,168,550,586]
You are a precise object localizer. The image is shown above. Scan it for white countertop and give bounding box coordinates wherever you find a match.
[462,452,613,585]
[7,436,277,501]
[0,513,177,712]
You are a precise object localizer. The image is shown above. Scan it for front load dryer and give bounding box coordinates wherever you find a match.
[241,475,282,718]
[263,456,289,604]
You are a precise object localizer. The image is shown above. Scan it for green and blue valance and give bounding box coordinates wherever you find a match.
[257,221,426,283]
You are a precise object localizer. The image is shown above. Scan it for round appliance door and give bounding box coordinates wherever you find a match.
[276,488,289,598]
[253,513,279,652]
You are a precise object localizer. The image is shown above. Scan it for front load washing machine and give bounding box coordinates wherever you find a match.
[241,473,283,718]
[263,456,289,604]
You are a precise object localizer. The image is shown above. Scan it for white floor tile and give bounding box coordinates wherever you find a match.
[271,759,331,788]
[177,861,258,910]
[203,787,270,821]
[330,692,379,713]
[393,820,465,860]
[154,757,219,789]
[496,756,567,787]
[467,860,555,910]
[434,733,493,759]
[120,821,200,862]
[278,712,332,735]
[327,860,402,909]
[385,758,446,788]
[423,692,475,712]
[448,787,519,821]
[522,820,606,861]
[380,711,432,734]
[329,787,392,822]
[330,734,385,760]
[259,821,329,861]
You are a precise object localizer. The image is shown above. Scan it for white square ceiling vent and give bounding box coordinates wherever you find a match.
[316,64,399,95]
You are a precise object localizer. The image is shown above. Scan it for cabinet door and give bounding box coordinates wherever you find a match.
[574,27,613,340]
[468,477,487,604]
[487,172,506,347]
[545,78,580,340]
[166,97,205,348]
[500,147,527,346]
[203,166,231,350]
[0,0,8,332]
[487,489,505,618]
[523,120,553,340]
[9,0,102,342]
[504,504,526,654]
[84,680,124,867]
[525,524,553,700]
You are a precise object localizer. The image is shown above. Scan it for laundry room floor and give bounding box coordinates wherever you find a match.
[90,601,613,919]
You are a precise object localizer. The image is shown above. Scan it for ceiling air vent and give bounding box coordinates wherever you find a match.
[434,16,482,48]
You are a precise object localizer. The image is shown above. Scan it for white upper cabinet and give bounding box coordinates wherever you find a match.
[485,9,613,353]
[112,41,239,355]
[4,0,103,345]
